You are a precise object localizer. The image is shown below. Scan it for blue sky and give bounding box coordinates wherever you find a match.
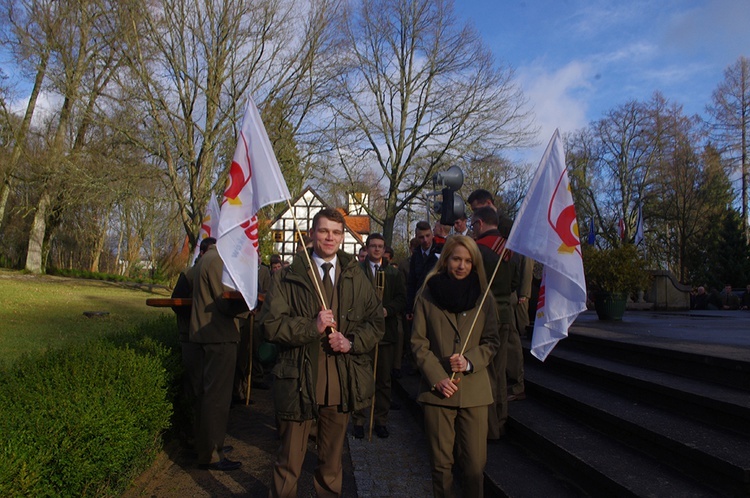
[454,0,750,164]
[5,0,749,167]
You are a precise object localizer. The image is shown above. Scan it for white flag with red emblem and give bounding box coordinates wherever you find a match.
[192,195,221,264]
[216,96,290,310]
[506,129,587,361]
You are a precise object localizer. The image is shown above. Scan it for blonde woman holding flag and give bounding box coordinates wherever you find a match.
[411,235,500,498]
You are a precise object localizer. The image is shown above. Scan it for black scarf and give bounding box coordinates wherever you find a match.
[427,271,481,313]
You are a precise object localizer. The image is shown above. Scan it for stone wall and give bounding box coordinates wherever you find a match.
[649,270,691,310]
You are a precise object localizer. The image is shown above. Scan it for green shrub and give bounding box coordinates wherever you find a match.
[46,268,170,287]
[0,318,177,497]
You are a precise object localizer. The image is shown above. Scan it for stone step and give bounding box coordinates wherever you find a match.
[561,331,750,390]
[484,439,586,497]
[537,344,750,436]
[523,359,750,496]
[507,396,724,497]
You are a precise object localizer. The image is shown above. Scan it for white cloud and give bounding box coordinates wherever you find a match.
[9,91,61,128]
[665,0,750,59]
[514,59,593,164]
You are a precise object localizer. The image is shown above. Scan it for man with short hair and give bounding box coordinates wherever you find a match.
[471,207,519,440]
[190,238,244,471]
[453,213,469,236]
[720,284,740,310]
[468,189,496,211]
[383,246,395,265]
[433,222,450,245]
[263,208,384,497]
[269,254,283,274]
[352,234,406,439]
[404,222,443,376]
[172,237,214,449]
[406,221,442,318]
[357,245,367,262]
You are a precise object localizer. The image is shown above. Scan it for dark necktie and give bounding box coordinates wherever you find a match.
[321,262,334,305]
[373,264,379,279]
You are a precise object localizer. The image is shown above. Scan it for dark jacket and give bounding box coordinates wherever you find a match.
[407,242,442,312]
[189,246,241,343]
[359,260,406,343]
[172,265,196,341]
[262,249,384,421]
[475,229,519,324]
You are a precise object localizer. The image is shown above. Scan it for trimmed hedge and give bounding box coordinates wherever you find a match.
[0,316,179,497]
[46,267,170,286]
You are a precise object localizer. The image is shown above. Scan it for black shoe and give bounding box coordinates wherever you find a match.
[187,445,232,461]
[353,426,365,439]
[199,458,242,471]
[251,380,270,390]
[374,425,389,438]
[390,400,401,410]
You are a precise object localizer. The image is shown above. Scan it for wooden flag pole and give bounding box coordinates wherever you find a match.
[368,269,386,441]
[286,199,328,310]
[245,313,255,406]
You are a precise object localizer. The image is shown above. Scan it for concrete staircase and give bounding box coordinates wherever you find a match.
[484,333,750,497]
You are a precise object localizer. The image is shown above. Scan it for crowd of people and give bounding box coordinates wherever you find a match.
[171,190,535,498]
[691,284,750,311]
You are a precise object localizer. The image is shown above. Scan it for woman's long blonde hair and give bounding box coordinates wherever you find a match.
[417,235,488,299]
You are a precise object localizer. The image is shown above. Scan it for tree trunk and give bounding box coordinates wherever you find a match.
[0,53,48,233]
[25,190,50,274]
[90,223,108,273]
[116,224,124,275]
[0,181,10,229]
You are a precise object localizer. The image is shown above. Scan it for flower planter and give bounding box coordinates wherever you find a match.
[594,292,628,320]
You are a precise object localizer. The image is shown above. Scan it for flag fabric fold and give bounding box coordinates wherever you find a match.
[634,202,644,246]
[505,129,587,361]
[216,96,291,310]
[192,195,221,264]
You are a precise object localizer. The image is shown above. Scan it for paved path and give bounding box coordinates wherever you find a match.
[347,402,433,497]
[125,377,434,497]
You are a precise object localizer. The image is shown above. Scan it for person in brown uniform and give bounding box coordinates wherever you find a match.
[263,208,384,497]
[471,207,519,440]
[190,239,244,471]
[411,235,500,498]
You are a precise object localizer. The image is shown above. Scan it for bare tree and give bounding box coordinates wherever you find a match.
[0,0,128,273]
[460,155,532,218]
[568,99,659,246]
[0,0,51,235]
[706,56,750,242]
[322,0,536,244]
[116,0,341,251]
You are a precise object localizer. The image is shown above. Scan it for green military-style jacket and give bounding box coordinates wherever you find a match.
[358,260,406,344]
[262,249,384,421]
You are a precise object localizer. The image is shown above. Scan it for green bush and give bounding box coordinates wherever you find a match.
[46,267,171,287]
[0,317,178,497]
[582,243,651,295]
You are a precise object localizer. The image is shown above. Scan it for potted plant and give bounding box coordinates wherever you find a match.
[582,244,651,320]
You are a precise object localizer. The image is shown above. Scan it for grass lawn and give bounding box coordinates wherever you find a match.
[0,269,174,367]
